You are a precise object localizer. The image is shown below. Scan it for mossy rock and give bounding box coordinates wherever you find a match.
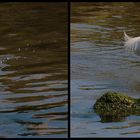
[93,91,140,122]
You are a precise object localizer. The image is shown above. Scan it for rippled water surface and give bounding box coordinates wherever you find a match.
[0,3,68,138]
[71,2,140,137]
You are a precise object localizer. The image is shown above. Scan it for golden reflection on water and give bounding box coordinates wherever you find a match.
[0,2,68,138]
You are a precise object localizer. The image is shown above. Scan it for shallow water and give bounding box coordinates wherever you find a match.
[71,2,140,137]
[0,3,68,138]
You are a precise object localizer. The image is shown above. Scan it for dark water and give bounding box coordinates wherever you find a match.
[71,2,140,137]
[0,3,68,138]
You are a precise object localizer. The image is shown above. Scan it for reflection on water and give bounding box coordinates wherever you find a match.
[0,3,67,138]
[71,2,140,137]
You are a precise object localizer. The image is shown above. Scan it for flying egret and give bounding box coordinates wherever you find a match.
[124,31,140,56]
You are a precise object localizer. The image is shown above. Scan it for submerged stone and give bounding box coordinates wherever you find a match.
[93,91,140,122]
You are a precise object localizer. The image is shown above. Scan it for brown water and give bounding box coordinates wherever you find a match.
[71,2,140,137]
[0,3,68,138]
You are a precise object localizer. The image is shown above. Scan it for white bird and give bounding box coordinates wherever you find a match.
[124,31,140,56]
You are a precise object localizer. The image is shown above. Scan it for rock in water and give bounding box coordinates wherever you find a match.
[93,91,140,122]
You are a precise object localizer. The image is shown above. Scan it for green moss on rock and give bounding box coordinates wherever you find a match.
[93,91,140,122]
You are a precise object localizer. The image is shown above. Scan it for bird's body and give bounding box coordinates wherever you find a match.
[124,31,140,56]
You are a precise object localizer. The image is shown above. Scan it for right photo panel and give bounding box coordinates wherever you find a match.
[71,2,140,138]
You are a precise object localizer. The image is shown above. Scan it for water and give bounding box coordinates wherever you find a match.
[71,2,140,137]
[0,3,68,138]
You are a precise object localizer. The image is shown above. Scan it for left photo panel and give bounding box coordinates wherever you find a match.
[0,2,68,138]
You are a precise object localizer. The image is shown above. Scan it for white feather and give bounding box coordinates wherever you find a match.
[124,31,140,56]
[124,31,131,41]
